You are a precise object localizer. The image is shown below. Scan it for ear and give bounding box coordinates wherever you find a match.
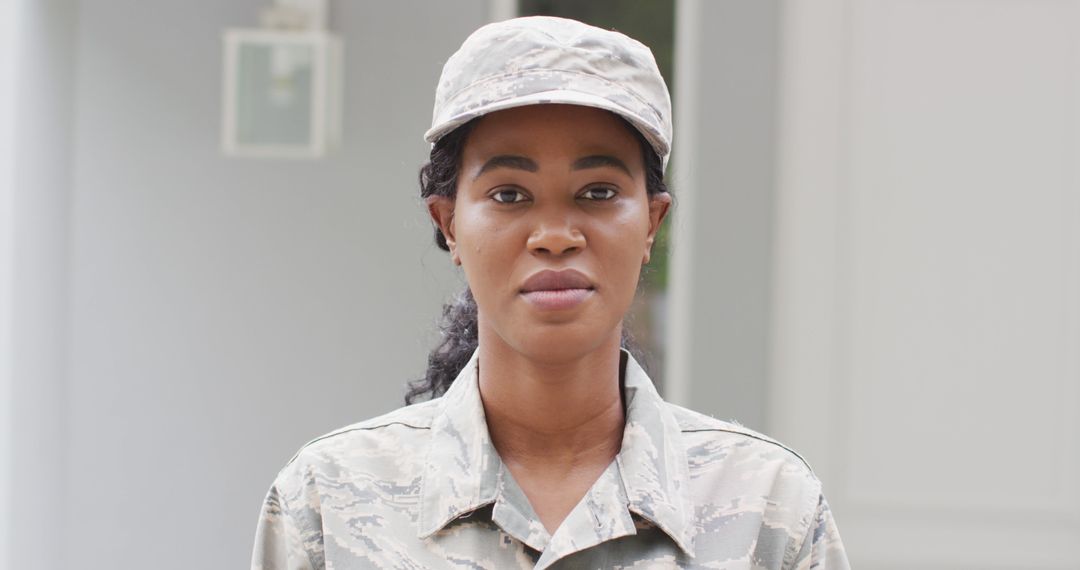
[643,192,672,265]
[425,194,460,265]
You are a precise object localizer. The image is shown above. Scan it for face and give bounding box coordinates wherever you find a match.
[427,104,671,362]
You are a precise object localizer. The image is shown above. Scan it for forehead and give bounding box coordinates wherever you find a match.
[462,104,643,162]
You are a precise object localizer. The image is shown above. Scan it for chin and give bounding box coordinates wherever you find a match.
[506,324,619,364]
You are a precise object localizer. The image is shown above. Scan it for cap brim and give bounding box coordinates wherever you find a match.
[423,89,669,165]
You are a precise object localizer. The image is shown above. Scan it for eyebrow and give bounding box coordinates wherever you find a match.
[572,155,633,177]
[474,155,537,179]
[473,154,634,180]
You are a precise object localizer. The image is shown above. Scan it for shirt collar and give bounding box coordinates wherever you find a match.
[417,346,696,557]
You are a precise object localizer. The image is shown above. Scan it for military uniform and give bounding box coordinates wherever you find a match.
[251,347,850,569]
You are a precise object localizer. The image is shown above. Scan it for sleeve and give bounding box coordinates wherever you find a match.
[250,482,324,570]
[790,493,850,570]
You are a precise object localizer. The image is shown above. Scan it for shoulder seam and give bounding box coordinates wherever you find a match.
[284,421,431,467]
[680,426,816,474]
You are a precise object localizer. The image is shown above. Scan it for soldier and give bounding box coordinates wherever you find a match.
[252,15,850,569]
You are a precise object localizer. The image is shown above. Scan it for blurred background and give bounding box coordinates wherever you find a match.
[2,0,1078,568]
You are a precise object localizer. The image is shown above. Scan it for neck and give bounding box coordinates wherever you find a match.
[476,330,626,470]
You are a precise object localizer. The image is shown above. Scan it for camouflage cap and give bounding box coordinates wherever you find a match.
[425,15,673,171]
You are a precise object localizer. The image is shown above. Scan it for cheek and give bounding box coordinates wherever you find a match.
[601,203,650,260]
[592,203,651,293]
[454,203,491,256]
[454,204,519,288]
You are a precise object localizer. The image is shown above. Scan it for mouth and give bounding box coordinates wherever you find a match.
[519,288,594,311]
[519,268,595,293]
[519,269,595,311]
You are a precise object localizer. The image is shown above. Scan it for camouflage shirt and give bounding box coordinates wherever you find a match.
[251,348,850,569]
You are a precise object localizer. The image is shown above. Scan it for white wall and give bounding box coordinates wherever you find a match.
[55,1,488,568]
[0,1,18,566]
[2,1,78,569]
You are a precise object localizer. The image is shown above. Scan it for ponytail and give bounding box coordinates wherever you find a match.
[404,287,479,404]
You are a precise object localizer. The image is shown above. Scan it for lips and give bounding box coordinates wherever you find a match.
[520,269,595,293]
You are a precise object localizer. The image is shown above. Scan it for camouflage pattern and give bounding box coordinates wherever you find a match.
[423,16,674,172]
[251,348,850,569]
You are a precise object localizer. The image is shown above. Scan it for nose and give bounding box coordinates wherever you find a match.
[526,214,586,257]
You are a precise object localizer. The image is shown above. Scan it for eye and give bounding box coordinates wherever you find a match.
[490,187,530,204]
[581,186,618,201]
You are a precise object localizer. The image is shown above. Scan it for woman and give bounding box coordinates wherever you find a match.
[252,15,849,569]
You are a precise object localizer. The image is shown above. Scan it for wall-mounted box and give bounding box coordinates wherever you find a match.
[222,29,342,158]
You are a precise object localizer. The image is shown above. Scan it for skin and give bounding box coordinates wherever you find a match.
[426,104,671,535]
